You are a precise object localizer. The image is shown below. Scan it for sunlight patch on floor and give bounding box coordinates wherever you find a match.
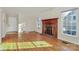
[1,43,17,50]
[0,41,53,50]
[32,41,53,47]
[18,42,35,49]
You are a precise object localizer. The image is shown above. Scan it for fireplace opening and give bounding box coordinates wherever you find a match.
[45,25,52,35]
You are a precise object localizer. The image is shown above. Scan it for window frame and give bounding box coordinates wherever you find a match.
[62,10,77,37]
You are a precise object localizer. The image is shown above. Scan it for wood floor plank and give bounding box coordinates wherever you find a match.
[2,32,79,51]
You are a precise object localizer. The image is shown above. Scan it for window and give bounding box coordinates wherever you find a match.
[62,10,77,36]
[37,17,41,29]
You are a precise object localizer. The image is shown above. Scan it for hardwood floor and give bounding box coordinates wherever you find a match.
[2,32,79,51]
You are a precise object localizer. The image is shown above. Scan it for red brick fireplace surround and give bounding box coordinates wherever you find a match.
[42,18,58,38]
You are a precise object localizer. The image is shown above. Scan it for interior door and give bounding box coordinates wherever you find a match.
[7,16,18,33]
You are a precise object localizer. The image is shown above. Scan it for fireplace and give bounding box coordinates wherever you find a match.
[42,18,58,38]
[45,25,52,35]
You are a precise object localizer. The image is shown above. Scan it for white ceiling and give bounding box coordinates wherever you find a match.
[1,7,53,17]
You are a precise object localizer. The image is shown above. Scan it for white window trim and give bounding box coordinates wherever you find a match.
[62,10,77,37]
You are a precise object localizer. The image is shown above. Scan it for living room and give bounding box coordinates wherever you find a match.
[0,7,79,51]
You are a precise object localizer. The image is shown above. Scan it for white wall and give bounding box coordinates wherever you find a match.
[18,13,35,32]
[1,11,7,38]
[0,9,2,43]
[0,9,7,43]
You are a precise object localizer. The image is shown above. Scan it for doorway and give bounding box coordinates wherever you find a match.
[7,16,18,34]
